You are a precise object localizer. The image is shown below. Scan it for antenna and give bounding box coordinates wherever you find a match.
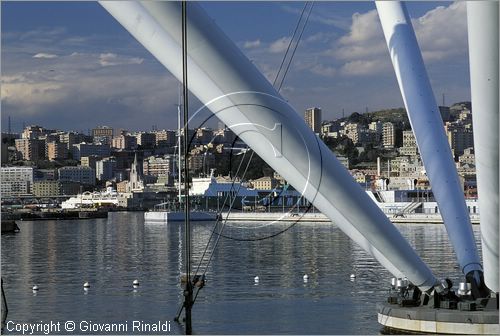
[442,93,446,106]
[342,108,345,118]
[8,116,11,134]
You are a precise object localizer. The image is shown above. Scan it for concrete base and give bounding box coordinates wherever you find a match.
[378,303,499,334]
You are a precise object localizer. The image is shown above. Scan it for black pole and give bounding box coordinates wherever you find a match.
[181,2,193,335]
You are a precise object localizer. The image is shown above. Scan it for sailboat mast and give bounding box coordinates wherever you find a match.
[181,1,193,334]
[177,85,182,203]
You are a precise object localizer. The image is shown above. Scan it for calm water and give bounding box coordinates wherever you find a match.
[1,212,482,334]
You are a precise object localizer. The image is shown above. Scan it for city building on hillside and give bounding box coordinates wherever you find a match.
[15,138,45,161]
[81,155,102,171]
[111,134,137,150]
[305,107,322,134]
[154,130,176,147]
[135,132,156,148]
[382,122,396,149]
[143,155,174,178]
[96,157,117,181]
[59,166,95,186]
[47,141,69,161]
[92,126,113,145]
[1,166,34,196]
[459,147,475,166]
[72,143,110,161]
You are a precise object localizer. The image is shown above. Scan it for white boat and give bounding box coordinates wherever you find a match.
[144,209,218,223]
[61,187,119,209]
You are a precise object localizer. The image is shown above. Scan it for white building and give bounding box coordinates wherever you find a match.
[1,166,34,197]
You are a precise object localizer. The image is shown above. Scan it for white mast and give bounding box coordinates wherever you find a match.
[177,84,182,203]
[376,1,484,292]
[100,1,438,290]
[467,1,499,293]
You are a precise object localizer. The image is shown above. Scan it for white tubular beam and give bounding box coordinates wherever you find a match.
[100,1,437,290]
[467,1,499,293]
[376,2,483,278]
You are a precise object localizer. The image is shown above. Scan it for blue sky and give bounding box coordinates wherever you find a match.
[1,1,470,133]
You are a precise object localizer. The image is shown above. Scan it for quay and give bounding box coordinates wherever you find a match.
[220,211,480,224]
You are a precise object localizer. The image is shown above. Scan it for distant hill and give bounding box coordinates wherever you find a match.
[365,107,408,123]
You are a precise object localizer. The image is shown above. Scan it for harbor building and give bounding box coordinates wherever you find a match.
[1,166,34,197]
[32,180,80,197]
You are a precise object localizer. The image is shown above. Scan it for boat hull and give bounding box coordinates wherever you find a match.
[144,211,217,223]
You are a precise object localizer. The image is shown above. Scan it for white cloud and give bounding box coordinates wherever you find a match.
[33,53,58,59]
[412,2,467,61]
[269,37,291,54]
[243,39,261,49]
[310,64,337,77]
[330,2,468,77]
[99,53,144,67]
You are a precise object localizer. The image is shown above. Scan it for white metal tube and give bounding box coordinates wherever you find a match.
[467,1,499,293]
[100,1,438,290]
[376,1,483,278]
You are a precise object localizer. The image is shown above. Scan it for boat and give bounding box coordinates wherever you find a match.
[60,187,119,209]
[144,201,218,223]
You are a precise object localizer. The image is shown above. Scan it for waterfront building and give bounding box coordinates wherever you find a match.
[96,157,117,181]
[382,122,396,148]
[1,166,34,196]
[59,166,96,186]
[32,180,80,197]
[212,128,236,145]
[33,168,58,181]
[195,128,213,145]
[304,107,322,133]
[15,138,45,161]
[251,176,279,190]
[72,143,110,161]
[47,141,69,161]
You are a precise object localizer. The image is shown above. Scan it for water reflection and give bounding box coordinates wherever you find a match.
[1,213,480,334]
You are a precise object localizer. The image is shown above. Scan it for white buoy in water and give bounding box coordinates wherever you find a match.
[32,285,39,291]
[350,274,356,279]
[303,274,309,282]
[254,276,259,283]
[133,279,140,287]
[83,281,90,288]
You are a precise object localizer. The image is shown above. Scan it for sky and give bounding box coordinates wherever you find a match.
[1,1,471,133]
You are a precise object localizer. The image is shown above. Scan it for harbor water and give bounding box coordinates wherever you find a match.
[1,212,482,334]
